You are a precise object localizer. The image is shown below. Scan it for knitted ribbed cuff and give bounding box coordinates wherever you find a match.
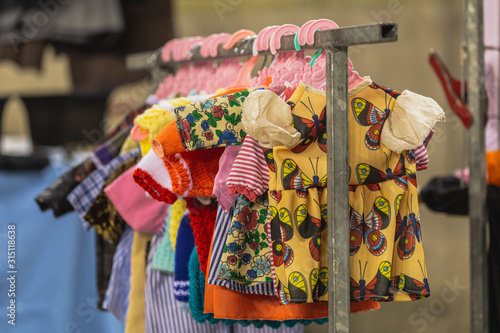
[133,150,178,204]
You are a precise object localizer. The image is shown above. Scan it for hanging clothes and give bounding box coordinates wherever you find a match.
[33,22,447,331]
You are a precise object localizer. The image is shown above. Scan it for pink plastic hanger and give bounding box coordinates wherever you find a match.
[172,37,204,62]
[252,25,279,56]
[250,24,308,89]
[161,38,180,62]
[296,19,338,47]
[249,25,281,87]
[295,19,363,89]
[269,24,299,55]
[222,29,256,50]
[268,25,304,87]
[221,29,257,88]
[201,33,231,58]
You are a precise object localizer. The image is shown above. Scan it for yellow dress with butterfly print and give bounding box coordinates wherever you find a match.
[266,80,431,305]
[267,83,329,305]
[348,80,429,302]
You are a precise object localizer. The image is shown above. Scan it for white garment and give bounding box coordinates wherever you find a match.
[241,89,301,148]
[381,90,445,153]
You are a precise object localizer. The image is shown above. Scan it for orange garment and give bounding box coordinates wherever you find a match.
[204,280,379,320]
[164,148,224,198]
[203,228,379,321]
[209,87,248,99]
[487,151,500,186]
[152,121,185,158]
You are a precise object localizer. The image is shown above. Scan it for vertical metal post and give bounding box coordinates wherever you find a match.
[326,45,350,333]
[497,1,500,151]
[467,0,488,332]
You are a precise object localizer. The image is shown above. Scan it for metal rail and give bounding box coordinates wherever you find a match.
[126,23,397,67]
[466,0,489,331]
[128,23,398,332]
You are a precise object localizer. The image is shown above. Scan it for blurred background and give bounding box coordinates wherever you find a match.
[0,0,472,332]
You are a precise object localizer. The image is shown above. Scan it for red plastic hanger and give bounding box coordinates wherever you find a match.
[429,49,472,128]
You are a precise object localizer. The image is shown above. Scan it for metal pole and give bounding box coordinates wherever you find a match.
[461,0,469,188]
[497,1,500,151]
[467,0,488,332]
[326,45,350,333]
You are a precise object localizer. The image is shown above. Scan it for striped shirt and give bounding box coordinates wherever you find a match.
[102,226,134,323]
[226,136,269,202]
[207,205,275,296]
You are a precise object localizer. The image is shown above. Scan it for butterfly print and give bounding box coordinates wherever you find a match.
[405,149,416,164]
[264,149,276,173]
[295,186,325,199]
[317,127,327,153]
[269,206,294,267]
[282,158,327,190]
[394,194,418,260]
[369,82,402,98]
[269,206,294,242]
[272,241,294,268]
[350,196,390,256]
[295,202,327,261]
[406,170,417,188]
[291,134,315,154]
[288,271,308,302]
[352,97,388,150]
[292,96,326,139]
[291,131,328,154]
[355,153,407,190]
[350,260,391,301]
[392,260,430,300]
[269,190,282,203]
[295,189,308,198]
[295,204,327,238]
[349,183,381,192]
[310,267,328,301]
[291,99,327,154]
[276,277,291,305]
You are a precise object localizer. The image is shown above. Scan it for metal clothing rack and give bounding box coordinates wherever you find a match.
[466,0,488,332]
[127,22,398,333]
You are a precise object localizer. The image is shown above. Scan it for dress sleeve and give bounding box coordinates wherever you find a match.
[226,136,269,202]
[381,90,445,153]
[414,144,430,171]
[241,89,301,148]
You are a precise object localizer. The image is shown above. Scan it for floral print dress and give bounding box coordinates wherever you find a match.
[218,194,273,286]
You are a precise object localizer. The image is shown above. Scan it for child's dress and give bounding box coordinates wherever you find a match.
[243,79,443,304]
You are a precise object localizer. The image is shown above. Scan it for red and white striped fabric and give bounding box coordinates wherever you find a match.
[226,136,269,202]
[415,144,429,171]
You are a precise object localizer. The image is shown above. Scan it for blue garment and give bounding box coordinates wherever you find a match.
[0,164,123,333]
[174,213,195,304]
[103,226,134,323]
